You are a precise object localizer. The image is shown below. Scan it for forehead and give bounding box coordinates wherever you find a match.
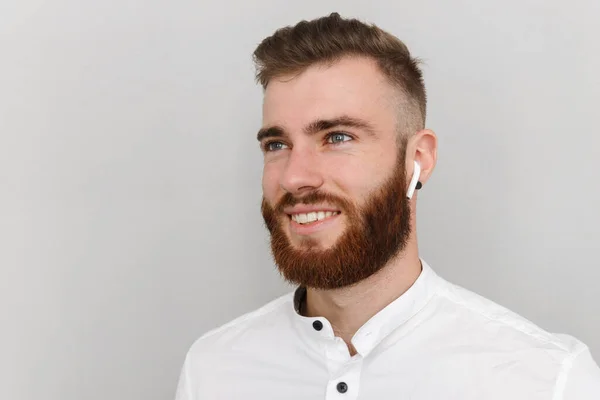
[262,57,399,130]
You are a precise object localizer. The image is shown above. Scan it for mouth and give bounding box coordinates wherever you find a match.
[284,209,343,236]
[288,210,341,225]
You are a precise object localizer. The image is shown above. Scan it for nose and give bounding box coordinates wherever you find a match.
[280,147,324,196]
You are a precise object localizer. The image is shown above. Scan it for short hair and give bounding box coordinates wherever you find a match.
[253,12,427,135]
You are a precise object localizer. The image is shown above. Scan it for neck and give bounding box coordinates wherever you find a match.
[304,243,422,354]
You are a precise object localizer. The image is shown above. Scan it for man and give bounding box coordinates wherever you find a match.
[176,13,600,399]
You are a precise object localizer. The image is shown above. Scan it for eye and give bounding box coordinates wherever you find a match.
[326,132,353,145]
[263,141,289,152]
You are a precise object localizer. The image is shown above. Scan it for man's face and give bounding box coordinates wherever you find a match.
[259,57,412,290]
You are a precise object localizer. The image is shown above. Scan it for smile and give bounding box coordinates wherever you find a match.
[290,211,341,225]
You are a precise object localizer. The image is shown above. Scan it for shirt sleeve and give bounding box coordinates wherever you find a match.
[559,345,600,399]
[175,353,193,400]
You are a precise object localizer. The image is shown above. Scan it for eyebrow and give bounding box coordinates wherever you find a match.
[256,115,376,142]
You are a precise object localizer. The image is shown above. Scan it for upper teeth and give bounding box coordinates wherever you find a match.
[292,211,338,224]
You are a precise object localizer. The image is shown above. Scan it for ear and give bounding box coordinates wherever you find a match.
[406,129,438,193]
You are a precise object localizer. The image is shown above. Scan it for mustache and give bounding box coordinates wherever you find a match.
[275,190,352,214]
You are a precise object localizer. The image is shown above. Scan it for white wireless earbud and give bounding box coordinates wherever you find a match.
[406,160,421,199]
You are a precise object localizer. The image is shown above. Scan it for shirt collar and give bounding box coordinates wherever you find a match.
[291,258,441,357]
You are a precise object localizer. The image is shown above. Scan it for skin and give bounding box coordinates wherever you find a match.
[259,56,438,354]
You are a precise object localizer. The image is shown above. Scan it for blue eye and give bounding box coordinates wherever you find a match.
[264,141,288,152]
[327,133,352,144]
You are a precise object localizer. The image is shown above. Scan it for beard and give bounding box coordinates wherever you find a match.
[261,145,412,290]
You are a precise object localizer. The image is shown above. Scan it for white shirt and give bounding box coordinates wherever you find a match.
[175,260,600,399]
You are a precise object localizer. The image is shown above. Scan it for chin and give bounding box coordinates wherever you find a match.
[288,232,340,250]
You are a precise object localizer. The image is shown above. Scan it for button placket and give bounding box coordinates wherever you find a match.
[324,357,362,400]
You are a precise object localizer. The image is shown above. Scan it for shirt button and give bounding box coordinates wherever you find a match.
[336,382,348,393]
[312,320,323,331]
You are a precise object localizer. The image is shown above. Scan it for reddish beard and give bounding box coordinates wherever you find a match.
[261,147,412,290]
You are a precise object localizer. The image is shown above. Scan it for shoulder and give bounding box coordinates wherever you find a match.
[416,275,600,397]
[183,291,295,360]
[431,277,600,395]
[175,292,300,399]
[560,342,600,398]
[436,278,582,354]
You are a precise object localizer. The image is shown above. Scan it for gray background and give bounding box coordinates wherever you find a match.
[1,0,598,399]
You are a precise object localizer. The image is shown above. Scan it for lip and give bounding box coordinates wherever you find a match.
[288,212,341,236]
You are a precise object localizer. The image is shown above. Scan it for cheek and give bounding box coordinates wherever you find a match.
[331,159,384,201]
[335,172,372,203]
[261,163,281,201]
